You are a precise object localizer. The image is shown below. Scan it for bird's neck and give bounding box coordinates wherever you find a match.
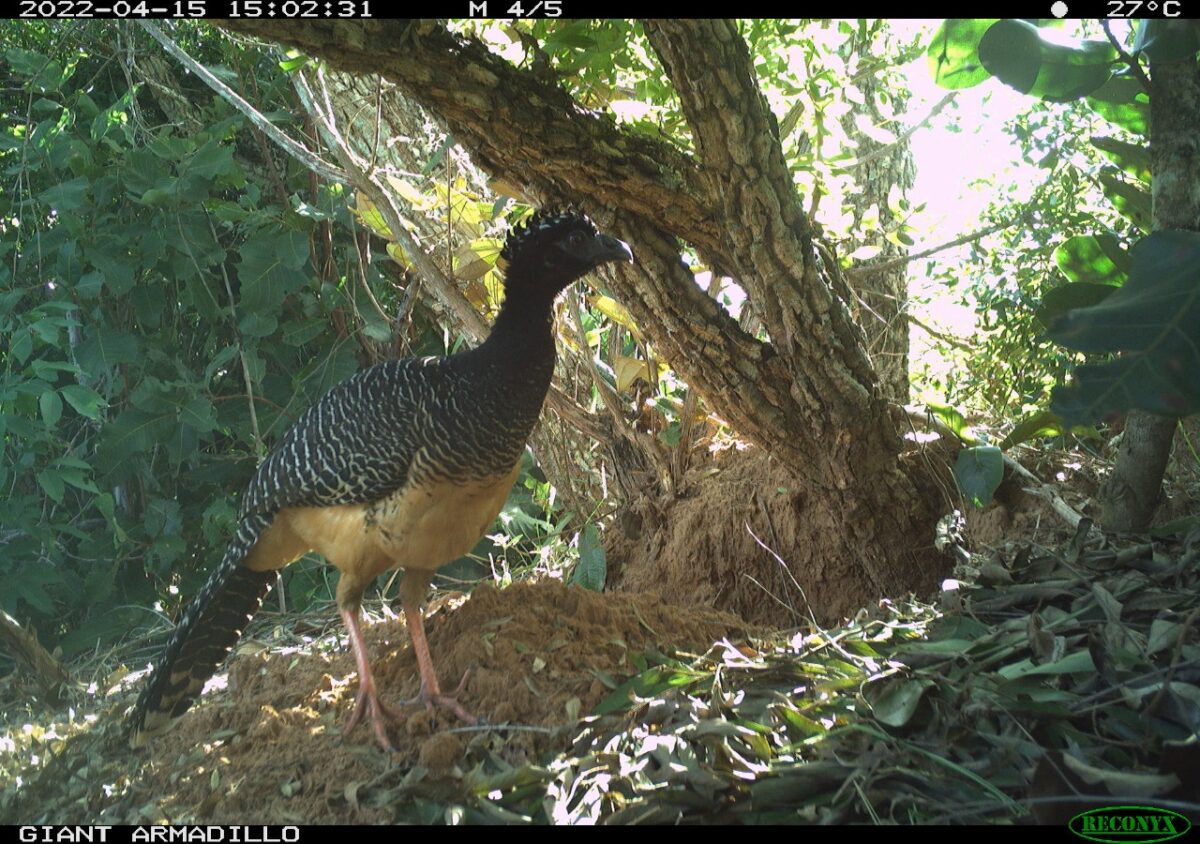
[475,280,562,390]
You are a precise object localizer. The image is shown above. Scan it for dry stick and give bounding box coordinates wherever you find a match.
[139,21,343,184]
[846,218,1015,279]
[0,609,74,702]
[908,314,973,351]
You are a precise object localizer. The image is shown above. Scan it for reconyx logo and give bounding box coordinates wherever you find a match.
[1069,806,1192,844]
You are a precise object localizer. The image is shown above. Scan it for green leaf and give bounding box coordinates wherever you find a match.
[39,389,63,427]
[998,650,1095,679]
[186,140,238,181]
[77,324,139,375]
[76,270,104,298]
[1098,170,1152,232]
[925,401,977,444]
[10,328,34,364]
[864,678,934,727]
[1053,234,1131,286]
[238,311,278,338]
[999,410,1063,449]
[60,384,106,420]
[571,523,606,592]
[238,226,308,313]
[978,20,1116,102]
[1036,282,1119,329]
[1090,137,1151,186]
[38,177,90,212]
[593,664,704,716]
[37,468,65,503]
[1134,19,1200,63]
[361,311,392,342]
[283,318,327,347]
[1086,76,1149,136]
[926,20,998,90]
[180,396,218,433]
[954,445,1003,508]
[1049,230,1200,421]
[6,47,67,93]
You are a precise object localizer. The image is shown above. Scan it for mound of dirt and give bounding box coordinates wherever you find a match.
[105,580,749,824]
[606,446,947,629]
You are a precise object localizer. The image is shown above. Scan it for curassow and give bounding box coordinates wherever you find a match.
[129,208,632,751]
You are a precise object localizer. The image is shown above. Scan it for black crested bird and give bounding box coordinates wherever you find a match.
[128,208,633,750]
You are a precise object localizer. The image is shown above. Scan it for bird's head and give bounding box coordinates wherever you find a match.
[499,208,633,300]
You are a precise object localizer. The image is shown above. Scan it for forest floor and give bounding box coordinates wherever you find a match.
[1,442,1197,824]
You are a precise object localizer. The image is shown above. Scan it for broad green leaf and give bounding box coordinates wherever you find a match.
[282,319,327,347]
[186,140,238,181]
[77,325,139,375]
[1036,282,1119,329]
[1088,98,1149,142]
[925,401,977,444]
[954,445,1003,508]
[978,20,1116,102]
[180,396,218,433]
[37,468,65,503]
[361,313,393,342]
[864,678,934,727]
[1049,230,1200,421]
[39,389,63,428]
[1098,170,1152,232]
[998,650,1096,679]
[238,311,278,338]
[6,47,67,93]
[38,177,89,212]
[1053,234,1131,286]
[1133,19,1200,63]
[1090,137,1151,186]
[593,664,703,715]
[999,410,1063,449]
[571,522,606,592]
[10,329,33,364]
[926,20,998,90]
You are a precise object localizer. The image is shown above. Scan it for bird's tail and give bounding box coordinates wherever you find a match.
[128,512,277,748]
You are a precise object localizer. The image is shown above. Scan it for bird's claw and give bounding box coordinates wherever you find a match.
[402,665,479,725]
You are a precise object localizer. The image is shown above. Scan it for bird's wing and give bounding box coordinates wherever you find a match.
[240,357,447,516]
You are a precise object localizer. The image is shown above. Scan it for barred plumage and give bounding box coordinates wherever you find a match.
[128,209,632,750]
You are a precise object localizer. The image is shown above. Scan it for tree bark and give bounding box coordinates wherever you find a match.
[1099,58,1199,531]
[214,20,945,604]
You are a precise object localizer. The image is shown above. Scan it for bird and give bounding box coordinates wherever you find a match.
[128,208,633,751]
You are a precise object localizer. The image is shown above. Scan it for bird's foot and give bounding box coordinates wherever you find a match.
[403,665,479,725]
[345,679,401,751]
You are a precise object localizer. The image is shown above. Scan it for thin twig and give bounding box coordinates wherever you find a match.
[908,314,973,350]
[846,218,1016,278]
[1101,20,1152,92]
[139,21,344,183]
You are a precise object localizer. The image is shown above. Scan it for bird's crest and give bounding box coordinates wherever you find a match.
[500,206,596,264]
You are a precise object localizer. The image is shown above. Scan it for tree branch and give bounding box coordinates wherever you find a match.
[213,20,725,260]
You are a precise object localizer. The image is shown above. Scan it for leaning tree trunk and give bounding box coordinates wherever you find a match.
[1099,58,1198,532]
[215,20,946,613]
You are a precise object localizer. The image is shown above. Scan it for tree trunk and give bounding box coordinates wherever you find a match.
[214,20,946,608]
[842,23,915,403]
[1099,59,1199,531]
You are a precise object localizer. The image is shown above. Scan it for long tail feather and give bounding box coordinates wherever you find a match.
[128,513,276,747]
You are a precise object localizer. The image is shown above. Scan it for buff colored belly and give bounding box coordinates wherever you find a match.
[243,462,522,583]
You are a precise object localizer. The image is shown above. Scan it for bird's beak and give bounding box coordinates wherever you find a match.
[589,233,634,268]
